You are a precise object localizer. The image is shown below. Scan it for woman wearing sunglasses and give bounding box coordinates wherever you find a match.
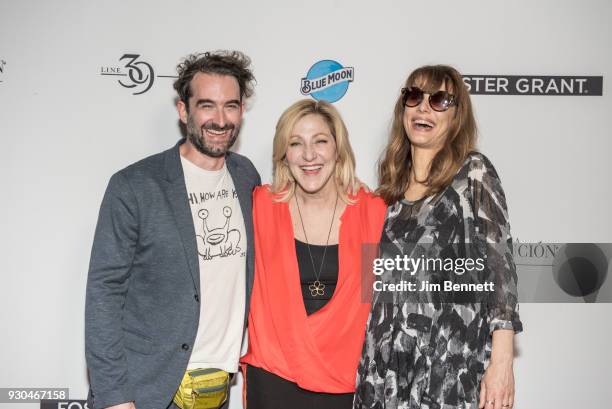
[354,65,522,409]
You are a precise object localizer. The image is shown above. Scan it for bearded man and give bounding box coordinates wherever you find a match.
[85,51,260,409]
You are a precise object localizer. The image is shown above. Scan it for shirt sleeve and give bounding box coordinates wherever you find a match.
[85,171,138,408]
[468,154,523,335]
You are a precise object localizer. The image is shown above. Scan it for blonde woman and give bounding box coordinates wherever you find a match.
[241,99,386,409]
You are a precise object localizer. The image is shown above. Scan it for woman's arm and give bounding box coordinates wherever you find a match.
[468,154,522,409]
[479,329,515,409]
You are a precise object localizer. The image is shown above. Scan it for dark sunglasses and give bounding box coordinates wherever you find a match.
[401,87,457,112]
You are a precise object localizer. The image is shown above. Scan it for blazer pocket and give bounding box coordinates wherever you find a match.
[123,328,154,355]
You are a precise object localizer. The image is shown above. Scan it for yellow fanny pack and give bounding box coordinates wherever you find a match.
[173,368,230,409]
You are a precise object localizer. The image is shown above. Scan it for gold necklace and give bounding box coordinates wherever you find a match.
[294,192,339,297]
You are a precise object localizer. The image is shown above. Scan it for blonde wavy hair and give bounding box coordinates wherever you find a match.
[271,99,358,203]
[377,65,478,205]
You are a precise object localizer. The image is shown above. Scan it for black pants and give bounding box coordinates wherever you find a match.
[246,364,354,409]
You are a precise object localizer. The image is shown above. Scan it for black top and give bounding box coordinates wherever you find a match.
[295,239,339,315]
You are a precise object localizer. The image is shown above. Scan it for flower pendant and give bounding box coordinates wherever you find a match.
[309,280,325,297]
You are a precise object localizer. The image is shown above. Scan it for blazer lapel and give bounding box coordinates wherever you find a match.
[226,153,253,238]
[226,152,255,321]
[162,141,201,296]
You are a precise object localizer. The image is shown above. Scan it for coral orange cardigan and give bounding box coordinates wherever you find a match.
[241,185,386,393]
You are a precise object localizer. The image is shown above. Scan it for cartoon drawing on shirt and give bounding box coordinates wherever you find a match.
[196,206,242,260]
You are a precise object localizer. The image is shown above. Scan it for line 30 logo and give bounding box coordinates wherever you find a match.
[300,60,354,103]
[100,54,177,95]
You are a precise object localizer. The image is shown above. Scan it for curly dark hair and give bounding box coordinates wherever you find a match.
[173,50,255,108]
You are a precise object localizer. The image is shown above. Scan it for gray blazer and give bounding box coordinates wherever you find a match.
[85,140,260,409]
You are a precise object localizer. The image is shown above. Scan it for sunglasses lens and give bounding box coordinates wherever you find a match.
[430,91,453,111]
[404,87,423,107]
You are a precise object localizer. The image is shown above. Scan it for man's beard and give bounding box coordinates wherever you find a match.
[186,115,240,158]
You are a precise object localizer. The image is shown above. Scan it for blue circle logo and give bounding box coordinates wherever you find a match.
[300,60,354,103]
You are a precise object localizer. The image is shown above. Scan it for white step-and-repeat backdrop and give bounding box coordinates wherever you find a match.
[1,0,611,408]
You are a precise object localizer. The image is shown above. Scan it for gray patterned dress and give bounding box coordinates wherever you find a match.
[354,152,522,409]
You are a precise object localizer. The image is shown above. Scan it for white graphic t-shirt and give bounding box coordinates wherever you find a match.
[181,156,246,373]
